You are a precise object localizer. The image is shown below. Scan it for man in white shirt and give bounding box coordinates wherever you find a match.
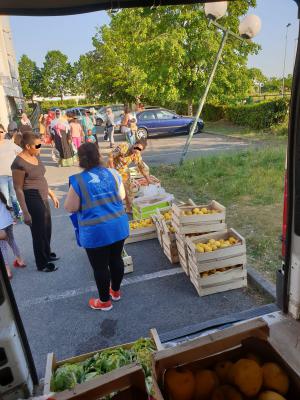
[0,127,21,217]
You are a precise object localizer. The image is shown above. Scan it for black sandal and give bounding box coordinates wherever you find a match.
[38,263,58,272]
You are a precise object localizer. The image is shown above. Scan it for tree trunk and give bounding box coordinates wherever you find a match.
[188,100,193,116]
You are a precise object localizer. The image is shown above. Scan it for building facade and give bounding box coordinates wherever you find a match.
[0,16,23,130]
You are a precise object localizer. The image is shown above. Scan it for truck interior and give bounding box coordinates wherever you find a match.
[0,0,300,399]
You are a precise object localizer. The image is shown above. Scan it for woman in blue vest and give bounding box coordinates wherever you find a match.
[64,143,129,311]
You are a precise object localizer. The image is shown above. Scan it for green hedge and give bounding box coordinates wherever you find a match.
[225,99,289,129]
[165,99,289,129]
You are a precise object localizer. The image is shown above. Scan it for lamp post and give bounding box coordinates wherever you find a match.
[180,2,261,165]
[282,23,291,96]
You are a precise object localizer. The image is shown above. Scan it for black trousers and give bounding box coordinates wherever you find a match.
[86,239,125,302]
[24,189,52,269]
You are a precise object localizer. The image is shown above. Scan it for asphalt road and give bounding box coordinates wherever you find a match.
[10,131,268,378]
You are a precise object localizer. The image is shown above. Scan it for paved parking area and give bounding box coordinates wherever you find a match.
[9,131,267,377]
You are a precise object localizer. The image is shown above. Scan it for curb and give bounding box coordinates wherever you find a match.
[202,129,263,145]
[247,265,276,301]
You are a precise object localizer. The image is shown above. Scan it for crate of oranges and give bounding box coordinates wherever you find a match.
[126,218,157,244]
[185,229,247,296]
[172,200,226,235]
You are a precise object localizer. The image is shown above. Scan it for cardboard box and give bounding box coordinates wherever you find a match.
[152,319,300,400]
[50,363,148,400]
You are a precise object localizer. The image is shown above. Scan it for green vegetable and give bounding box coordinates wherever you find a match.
[51,363,84,392]
[51,338,156,393]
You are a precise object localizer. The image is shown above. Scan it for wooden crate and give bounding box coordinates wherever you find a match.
[50,364,149,400]
[186,228,247,296]
[152,214,163,247]
[126,217,157,244]
[162,235,179,264]
[172,200,226,234]
[175,232,203,276]
[122,248,133,274]
[44,329,163,396]
[152,319,300,400]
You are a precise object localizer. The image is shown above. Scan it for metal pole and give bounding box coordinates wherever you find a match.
[180,30,228,165]
[282,23,291,97]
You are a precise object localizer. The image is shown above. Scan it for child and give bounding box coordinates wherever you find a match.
[85,129,96,144]
[0,191,26,279]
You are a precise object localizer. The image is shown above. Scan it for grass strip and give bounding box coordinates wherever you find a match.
[152,145,286,282]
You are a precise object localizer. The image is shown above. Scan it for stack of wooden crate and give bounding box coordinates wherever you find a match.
[154,208,179,264]
[172,200,226,276]
[186,228,247,296]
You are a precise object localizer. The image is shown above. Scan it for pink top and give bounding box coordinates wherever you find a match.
[70,122,83,138]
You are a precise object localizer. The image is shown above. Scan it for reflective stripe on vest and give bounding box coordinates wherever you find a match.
[79,209,126,226]
[76,173,120,211]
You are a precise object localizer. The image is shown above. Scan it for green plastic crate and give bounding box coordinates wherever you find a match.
[132,200,171,220]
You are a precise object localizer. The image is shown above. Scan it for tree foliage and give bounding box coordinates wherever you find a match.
[81,1,259,110]
[40,50,75,100]
[18,54,42,101]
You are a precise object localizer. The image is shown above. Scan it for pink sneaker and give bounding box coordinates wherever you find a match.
[88,298,113,311]
[110,288,121,301]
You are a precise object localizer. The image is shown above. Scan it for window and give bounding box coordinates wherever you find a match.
[155,110,176,120]
[139,111,156,120]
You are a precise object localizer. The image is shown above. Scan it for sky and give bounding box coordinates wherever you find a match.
[10,0,300,78]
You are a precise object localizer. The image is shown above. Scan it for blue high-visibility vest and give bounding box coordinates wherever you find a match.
[69,167,129,248]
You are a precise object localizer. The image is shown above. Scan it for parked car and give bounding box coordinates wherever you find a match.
[95,104,124,126]
[65,107,87,121]
[136,108,204,139]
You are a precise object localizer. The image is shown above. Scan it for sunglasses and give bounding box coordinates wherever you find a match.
[33,144,41,149]
[133,147,142,152]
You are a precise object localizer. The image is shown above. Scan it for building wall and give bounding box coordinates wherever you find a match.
[0,16,23,129]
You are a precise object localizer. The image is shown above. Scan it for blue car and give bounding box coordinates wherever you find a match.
[136,108,204,139]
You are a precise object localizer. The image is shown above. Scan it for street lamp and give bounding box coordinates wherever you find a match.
[282,23,291,96]
[180,2,261,164]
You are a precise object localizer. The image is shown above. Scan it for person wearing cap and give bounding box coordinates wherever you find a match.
[70,115,84,150]
[81,109,98,146]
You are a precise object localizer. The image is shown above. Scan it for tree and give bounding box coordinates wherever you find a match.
[41,50,74,100]
[263,77,281,93]
[18,55,41,103]
[89,1,258,111]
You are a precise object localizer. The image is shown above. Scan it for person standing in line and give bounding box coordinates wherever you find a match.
[11,132,60,273]
[7,117,18,140]
[105,107,115,148]
[0,191,26,279]
[120,106,133,144]
[50,109,75,167]
[19,113,32,134]
[81,110,98,146]
[70,116,84,150]
[38,114,47,141]
[0,126,21,218]
[64,143,129,311]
